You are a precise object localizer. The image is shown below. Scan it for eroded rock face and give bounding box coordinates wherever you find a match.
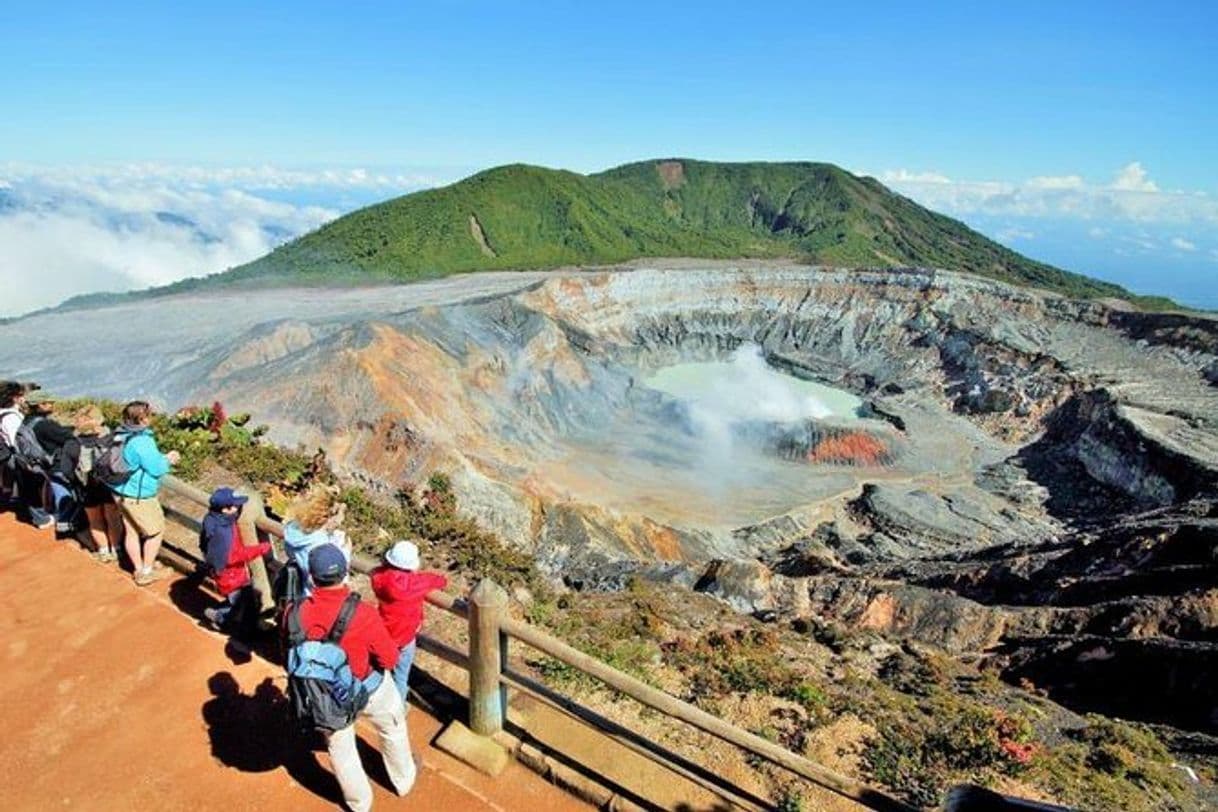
[4,262,1216,728]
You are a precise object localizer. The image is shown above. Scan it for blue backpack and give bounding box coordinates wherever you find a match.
[284,593,370,731]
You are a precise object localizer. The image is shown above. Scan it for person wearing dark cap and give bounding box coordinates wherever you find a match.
[294,543,416,811]
[200,487,272,631]
[24,391,81,533]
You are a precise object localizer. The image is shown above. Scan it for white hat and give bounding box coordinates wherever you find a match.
[385,540,420,571]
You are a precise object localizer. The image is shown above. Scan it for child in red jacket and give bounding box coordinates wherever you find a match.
[370,540,448,705]
[200,487,272,632]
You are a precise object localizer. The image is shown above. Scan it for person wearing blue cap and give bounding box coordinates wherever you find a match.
[200,487,271,630]
[293,543,416,809]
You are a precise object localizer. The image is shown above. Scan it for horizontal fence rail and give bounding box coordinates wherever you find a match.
[159,475,920,812]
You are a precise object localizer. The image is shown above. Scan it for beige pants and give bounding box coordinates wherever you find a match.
[325,677,416,812]
[116,495,165,538]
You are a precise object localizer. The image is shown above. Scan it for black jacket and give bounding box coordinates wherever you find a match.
[30,416,74,458]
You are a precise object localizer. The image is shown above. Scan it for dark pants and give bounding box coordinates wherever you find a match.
[216,586,259,635]
[14,467,51,527]
[0,462,16,504]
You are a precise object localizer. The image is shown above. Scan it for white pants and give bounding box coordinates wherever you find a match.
[325,676,416,811]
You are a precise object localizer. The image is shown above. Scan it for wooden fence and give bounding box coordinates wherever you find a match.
[160,475,920,812]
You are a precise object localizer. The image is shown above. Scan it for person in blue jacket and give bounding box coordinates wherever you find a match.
[282,487,351,597]
[109,401,179,586]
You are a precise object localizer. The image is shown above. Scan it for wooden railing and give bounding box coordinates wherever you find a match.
[160,474,920,812]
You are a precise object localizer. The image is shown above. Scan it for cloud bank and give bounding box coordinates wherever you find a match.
[3,159,1214,319]
[0,163,440,318]
[875,162,1217,227]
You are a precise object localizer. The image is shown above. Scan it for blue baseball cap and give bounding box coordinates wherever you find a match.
[308,543,348,586]
[209,487,249,509]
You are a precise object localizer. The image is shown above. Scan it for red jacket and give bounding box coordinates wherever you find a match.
[370,566,448,647]
[296,585,400,679]
[214,525,271,597]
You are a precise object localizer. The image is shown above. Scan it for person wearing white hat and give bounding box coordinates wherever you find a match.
[370,539,449,705]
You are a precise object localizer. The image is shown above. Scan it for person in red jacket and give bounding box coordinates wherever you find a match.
[200,487,271,631]
[299,543,415,812]
[370,539,448,705]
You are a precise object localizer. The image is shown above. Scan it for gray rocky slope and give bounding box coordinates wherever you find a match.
[2,261,1216,730]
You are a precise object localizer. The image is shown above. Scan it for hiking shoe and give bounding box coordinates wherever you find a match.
[133,568,162,586]
[33,518,55,530]
[203,608,224,629]
[91,549,116,563]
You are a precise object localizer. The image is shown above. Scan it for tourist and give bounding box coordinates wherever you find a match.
[24,391,82,533]
[200,487,272,631]
[3,383,53,529]
[108,401,179,586]
[0,381,26,509]
[283,487,351,596]
[59,405,123,561]
[371,539,448,705]
[294,543,416,810]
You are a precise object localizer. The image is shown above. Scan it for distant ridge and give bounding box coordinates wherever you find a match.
[53,159,1178,311]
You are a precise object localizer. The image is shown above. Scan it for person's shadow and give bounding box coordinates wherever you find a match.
[202,671,341,801]
[201,671,402,804]
[170,576,280,666]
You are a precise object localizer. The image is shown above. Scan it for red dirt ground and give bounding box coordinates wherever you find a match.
[0,512,589,811]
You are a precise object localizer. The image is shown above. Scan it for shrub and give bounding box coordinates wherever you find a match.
[775,788,805,812]
[863,701,1039,807]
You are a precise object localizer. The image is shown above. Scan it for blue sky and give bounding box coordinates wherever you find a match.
[2,1,1216,314]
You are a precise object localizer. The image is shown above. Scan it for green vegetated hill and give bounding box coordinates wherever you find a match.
[137,159,1169,305]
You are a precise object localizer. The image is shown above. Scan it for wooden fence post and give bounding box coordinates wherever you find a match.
[468,578,508,736]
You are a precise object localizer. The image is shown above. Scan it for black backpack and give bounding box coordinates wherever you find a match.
[284,594,369,732]
[272,560,307,612]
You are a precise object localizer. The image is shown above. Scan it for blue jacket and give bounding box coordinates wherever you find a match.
[283,521,347,597]
[201,509,238,574]
[110,427,170,499]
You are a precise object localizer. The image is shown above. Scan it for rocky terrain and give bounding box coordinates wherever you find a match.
[3,261,1216,742]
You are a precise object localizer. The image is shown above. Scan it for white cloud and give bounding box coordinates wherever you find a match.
[873,161,1218,226]
[997,226,1035,242]
[0,162,443,193]
[1171,237,1197,251]
[878,169,951,184]
[0,163,443,317]
[1111,162,1159,193]
[1119,234,1158,252]
[1028,174,1084,190]
[1088,226,1108,238]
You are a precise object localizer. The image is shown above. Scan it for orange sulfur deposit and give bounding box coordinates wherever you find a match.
[806,431,891,466]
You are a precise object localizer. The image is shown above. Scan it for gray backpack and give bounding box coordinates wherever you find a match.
[92,431,134,487]
[74,438,104,487]
[14,417,52,472]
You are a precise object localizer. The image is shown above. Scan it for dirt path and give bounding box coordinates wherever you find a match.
[0,512,589,811]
